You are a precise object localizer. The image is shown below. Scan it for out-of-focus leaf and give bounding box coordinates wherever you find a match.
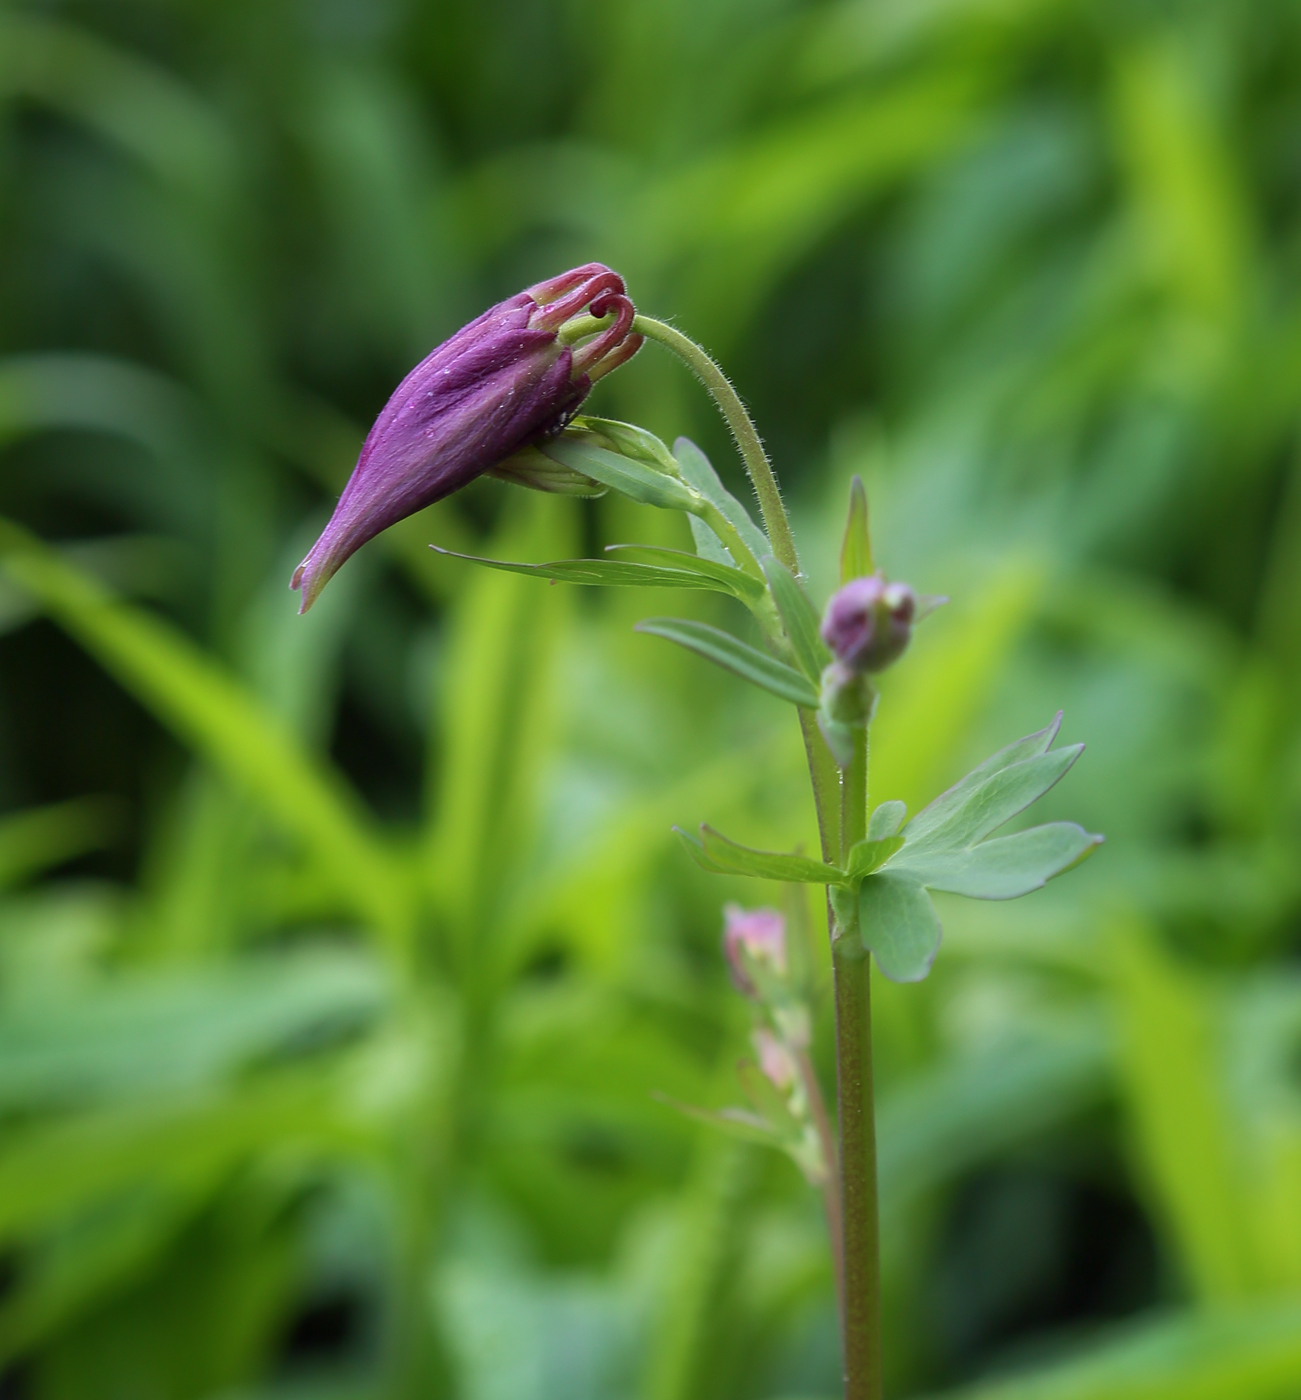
[857,871,942,983]
[0,948,388,1110]
[920,1296,1301,1399]
[634,618,819,707]
[0,520,410,941]
[0,800,117,892]
[761,555,829,682]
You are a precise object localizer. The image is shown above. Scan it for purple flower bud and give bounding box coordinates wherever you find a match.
[752,1028,798,1093]
[723,903,787,999]
[291,264,642,612]
[820,573,916,674]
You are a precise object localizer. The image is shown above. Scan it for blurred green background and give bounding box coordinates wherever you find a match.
[3,1,1301,1397]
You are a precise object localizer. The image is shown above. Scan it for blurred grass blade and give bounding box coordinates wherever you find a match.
[0,800,118,892]
[922,1296,1301,1399]
[0,519,410,942]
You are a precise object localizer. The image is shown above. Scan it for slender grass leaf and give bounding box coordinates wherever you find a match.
[761,555,829,681]
[0,799,117,892]
[845,835,904,882]
[859,871,942,983]
[840,474,873,583]
[543,437,699,511]
[651,1092,779,1147]
[635,618,819,708]
[867,800,907,840]
[902,822,1102,899]
[922,1296,1301,1400]
[697,825,845,883]
[0,519,409,940]
[672,437,770,563]
[603,544,766,600]
[430,545,735,593]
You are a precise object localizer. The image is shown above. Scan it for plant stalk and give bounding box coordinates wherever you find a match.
[834,727,883,1400]
[632,316,801,574]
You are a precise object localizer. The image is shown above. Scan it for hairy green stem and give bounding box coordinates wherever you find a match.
[833,727,882,1400]
[631,316,800,574]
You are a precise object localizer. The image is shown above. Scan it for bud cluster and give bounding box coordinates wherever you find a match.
[720,903,826,1184]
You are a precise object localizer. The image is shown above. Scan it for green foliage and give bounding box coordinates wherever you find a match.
[2,1,1301,1398]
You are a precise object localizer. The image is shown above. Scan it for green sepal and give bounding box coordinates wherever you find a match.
[543,436,699,512]
[760,555,830,682]
[635,618,819,708]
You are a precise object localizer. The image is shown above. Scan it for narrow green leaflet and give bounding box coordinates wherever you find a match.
[542,436,699,512]
[672,437,770,564]
[691,824,845,883]
[634,618,820,708]
[761,555,830,682]
[845,835,904,882]
[903,713,1065,848]
[430,546,737,594]
[867,800,907,840]
[907,822,1101,899]
[858,871,942,983]
[602,544,766,600]
[860,718,1102,981]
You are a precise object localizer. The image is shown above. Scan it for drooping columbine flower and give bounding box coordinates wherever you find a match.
[291,264,642,612]
[723,903,787,999]
[820,573,916,674]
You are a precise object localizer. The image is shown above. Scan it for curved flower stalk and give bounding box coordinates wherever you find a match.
[291,264,642,612]
[290,268,1102,1400]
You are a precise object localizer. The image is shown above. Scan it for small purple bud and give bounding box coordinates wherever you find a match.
[752,1028,798,1093]
[820,572,916,674]
[723,903,787,999]
[291,264,642,612]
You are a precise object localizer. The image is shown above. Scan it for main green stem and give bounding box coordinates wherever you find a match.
[646,318,882,1398]
[834,728,882,1400]
[631,316,801,574]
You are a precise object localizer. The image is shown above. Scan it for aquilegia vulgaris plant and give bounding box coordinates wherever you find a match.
[293,264,1102,1400]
